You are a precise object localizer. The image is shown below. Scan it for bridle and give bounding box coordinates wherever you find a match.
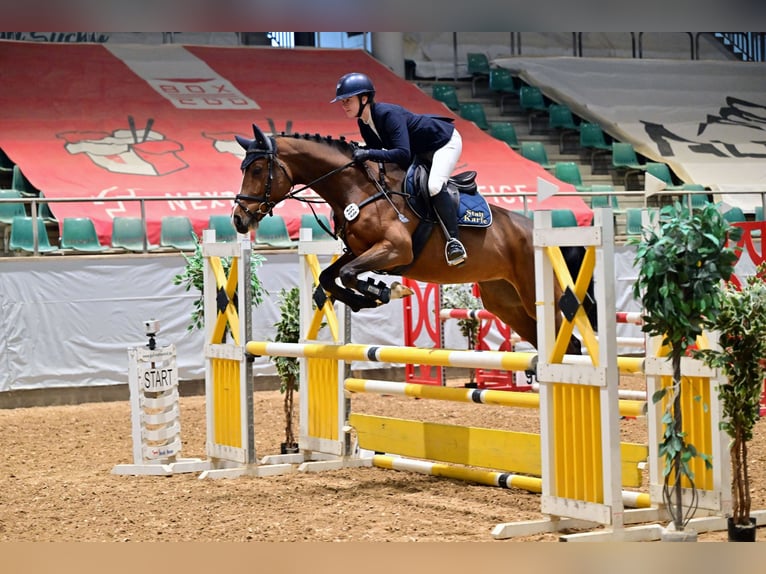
[234,136,355,219]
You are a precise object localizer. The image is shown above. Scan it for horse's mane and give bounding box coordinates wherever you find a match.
[276,132,357,156]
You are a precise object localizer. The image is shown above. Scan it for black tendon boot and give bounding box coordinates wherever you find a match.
[431,187,467,266]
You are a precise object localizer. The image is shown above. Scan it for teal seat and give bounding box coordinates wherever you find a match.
[0,148,14,175]
[431,83,460,111]
[642,162,684,191]
[111,217,158,252]
[548,104,579,152]
[160,216,197,251]
[300,213,334,240]
[520,141,553,169]
[458,102,489,130]
[680,184,709,209]
[551,209,578,228]
[8,216,58,253]
[611,142,645,189]
[0,189,26,224]
[554,162,589,192]
[488,122,520,150]
[625,208,659,236]
[518,85,549,133]
[60,217,109,252]
[590,184,620,210]
[208,214,238,242]
[12,165,39,197]
[579,123,611,172]
[466,52,490,96]
[256,214,296,248]
[722,206,746,224]
[488,68,517,114]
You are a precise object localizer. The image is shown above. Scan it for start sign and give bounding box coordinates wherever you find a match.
[140,365,177,391]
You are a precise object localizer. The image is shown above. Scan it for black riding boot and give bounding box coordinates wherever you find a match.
[431,187,467,266]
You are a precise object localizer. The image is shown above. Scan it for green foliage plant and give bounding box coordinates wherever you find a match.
[630,201,740,531]
[272,287,301,448]
[693,264,766,527]
[172,233,266,332]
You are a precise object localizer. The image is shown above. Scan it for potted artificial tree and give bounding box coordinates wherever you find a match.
[270,287,301,454]
[631,201,739,538]
[693,264,766,541]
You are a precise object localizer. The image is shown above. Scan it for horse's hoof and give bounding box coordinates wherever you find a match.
[390,281,415,299]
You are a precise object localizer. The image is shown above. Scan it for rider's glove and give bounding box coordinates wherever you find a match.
[352,148,371,164]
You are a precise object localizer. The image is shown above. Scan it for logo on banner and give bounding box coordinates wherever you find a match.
[57,116,187,176]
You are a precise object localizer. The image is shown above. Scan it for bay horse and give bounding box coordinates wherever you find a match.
[232,124,592,354]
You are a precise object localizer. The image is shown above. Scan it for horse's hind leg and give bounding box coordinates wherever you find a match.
[477,280,539,350]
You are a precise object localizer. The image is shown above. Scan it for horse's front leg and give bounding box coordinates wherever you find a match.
[337,241,415,306]
[317,252,380,312]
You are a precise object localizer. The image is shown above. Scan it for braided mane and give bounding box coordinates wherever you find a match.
[278,131,357,155]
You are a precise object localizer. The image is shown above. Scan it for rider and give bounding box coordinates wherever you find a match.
[331,72,467,267]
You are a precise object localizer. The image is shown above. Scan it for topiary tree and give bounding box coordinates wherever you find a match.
[630,201,740,533]
[693,263,766,535]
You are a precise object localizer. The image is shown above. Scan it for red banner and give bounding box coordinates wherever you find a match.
[0,41,590,245]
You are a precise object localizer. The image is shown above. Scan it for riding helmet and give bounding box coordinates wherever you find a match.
[331,72,375,102]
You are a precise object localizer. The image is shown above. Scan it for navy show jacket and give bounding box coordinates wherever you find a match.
[357,102,455,168]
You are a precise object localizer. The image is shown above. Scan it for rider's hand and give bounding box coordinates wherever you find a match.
[352,148,371,164]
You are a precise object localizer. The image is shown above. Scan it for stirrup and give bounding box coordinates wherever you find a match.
[445,238,467,266]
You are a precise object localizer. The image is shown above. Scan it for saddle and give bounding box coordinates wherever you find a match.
[403,162,492,228]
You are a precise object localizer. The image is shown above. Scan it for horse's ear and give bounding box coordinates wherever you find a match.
[235,135,253,151]
[252,124,274,153]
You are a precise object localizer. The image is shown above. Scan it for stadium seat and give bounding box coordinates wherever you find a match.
[579,123,611,173]
[488,122,520,150]
[300,213,334,240]
[431,84,460,111]
[8,216,58,254]
[520,141,553,169]
[680,183,710,209]
[589,184,621,210]
[159,216,197,251]
[11,165,39,197]
[554,162,589,192]
[611,142,646,189]
[0,148,14,177]
[60,217,109,253]
[625,208,659,236]
[488,68,517,114]
[551,209,578,228]
[207,214,239,242]
[643,162,685,191]
[547,104,580,153]
[111,216,158,252]
[722,206,746,224]
[0,189,27,251]
[458,102,489,130]
[255,214,296,248]
[466,52,490,96]
[518,85,549,133]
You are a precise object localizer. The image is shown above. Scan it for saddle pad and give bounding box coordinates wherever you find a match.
[457,192,492,228]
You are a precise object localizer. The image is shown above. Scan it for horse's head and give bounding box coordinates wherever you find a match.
[232,124,291,233]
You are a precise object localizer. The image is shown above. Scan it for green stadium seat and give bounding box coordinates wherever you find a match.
[488,68,517,114]
[160,216,197,251]
[488,122,520,150]
[466,52,491,96]
[520,141,553,170]
[548,104,580,153]
[431,83,460,111]
[207,214,239,242]
[611,142,646,189]
[458,102,489,130]
[300,213,334,240]
[0,189,27,252]
[255,214,296,248]
[11,165,39,197]
[551,209,578,228]
[60,217,109,253]
[111,216,159,252]
[518,85,549,133]
[8,216,58,253]
[554,162,589,192]
[579,123,611,173]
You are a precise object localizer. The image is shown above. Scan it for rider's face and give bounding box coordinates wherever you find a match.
[340,96,364,119]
